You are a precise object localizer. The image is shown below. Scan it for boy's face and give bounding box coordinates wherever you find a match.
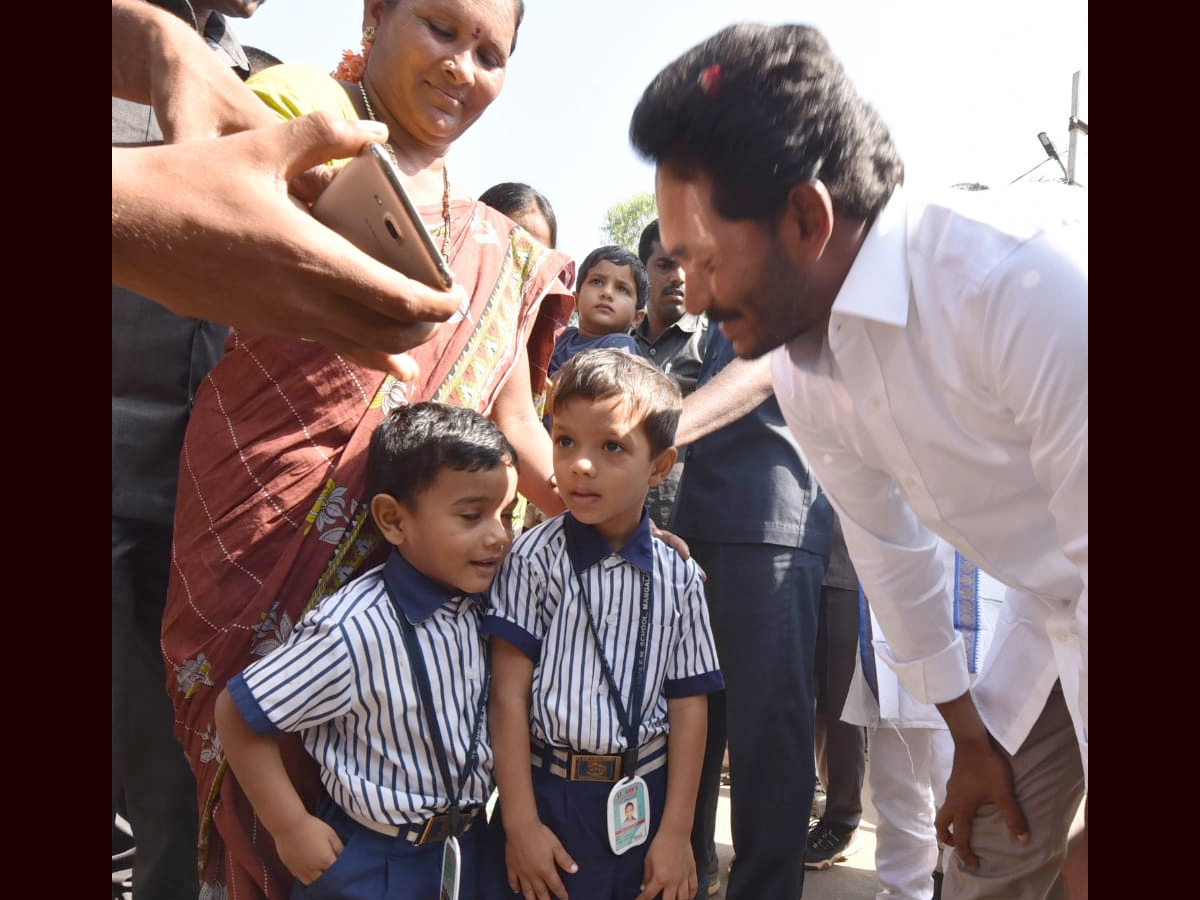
[374,462,519,595]
[575,259,641,337]
[550,395,675,549]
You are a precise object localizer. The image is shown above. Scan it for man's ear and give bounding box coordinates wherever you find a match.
[778,180,835,264]
[370,493,408,546]
[648,446,678,487]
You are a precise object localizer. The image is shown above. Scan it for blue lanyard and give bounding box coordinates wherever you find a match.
[575,567,653,775]
[395,604,489,832]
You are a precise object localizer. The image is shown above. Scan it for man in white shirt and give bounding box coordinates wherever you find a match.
[630,22,1087,900]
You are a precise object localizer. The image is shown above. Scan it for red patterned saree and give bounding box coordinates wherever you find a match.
[162,201,572,899]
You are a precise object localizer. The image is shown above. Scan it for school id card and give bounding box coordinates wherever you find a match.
[440,834,460,900]
[607,775,650,855]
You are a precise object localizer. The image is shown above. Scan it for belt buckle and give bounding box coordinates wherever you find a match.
[568,753,622,782]
[416,813,451,846]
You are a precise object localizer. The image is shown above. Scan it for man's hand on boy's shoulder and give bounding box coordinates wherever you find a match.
[651,522,704,577]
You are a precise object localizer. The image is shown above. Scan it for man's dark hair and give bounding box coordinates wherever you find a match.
[364,402,517,507]
[243,45,283,76]
[576,245,650,311]
[479,181,558,248]
[637,219,661,266]
[629,24,903,223]
[548,348,681,456]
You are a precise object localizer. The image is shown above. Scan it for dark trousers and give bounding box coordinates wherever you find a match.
[113,517,200,900]
[689,542,825,900]
[813,584,866,831]
[299,797,483,900]
[482,765,669,900]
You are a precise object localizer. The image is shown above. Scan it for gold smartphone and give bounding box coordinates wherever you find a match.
[312,141,455,290]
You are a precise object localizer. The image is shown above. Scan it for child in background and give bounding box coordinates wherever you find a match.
[482,348,724,900]
[546,245,647,380]
[214,402,520,899]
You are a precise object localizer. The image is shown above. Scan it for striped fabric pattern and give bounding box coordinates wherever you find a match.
[485,513,723,755]
[227,555,492,827]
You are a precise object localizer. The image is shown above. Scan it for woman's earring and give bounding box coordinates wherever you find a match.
[363,24,376,43]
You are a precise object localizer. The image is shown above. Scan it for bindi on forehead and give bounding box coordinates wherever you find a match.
[472,25,481,38]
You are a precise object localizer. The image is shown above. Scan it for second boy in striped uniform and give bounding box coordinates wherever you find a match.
[215,403,520,899]
[482,348,724,900]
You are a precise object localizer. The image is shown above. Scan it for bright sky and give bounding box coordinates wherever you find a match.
[233,0,1088,266]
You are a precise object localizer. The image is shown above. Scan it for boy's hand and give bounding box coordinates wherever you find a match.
[504,821,579,900]
[636,828,698,900]
[274,813,344,886]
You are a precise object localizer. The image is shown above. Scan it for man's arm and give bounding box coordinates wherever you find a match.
[674,354,773,446]
[213,688,342,885]
[112,114,467,378]
[112,0,276,142]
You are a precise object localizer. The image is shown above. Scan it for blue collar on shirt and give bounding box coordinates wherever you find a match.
[563,511,655,575]
[382,549,483,624]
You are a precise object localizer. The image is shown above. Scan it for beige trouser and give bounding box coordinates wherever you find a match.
[942,683,1085,900]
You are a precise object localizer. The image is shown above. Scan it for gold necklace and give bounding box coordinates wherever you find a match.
[358,80,452,264]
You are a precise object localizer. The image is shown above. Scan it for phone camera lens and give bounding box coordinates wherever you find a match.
[383,215,401,241]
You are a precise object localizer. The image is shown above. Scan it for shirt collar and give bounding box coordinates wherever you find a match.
[831,185,910,328]
[563,511,655,574]
[382,548,482,624]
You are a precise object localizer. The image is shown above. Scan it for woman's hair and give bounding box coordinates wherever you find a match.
[479,181,557,247]
[548,348,681,457]
[629,23,903,223]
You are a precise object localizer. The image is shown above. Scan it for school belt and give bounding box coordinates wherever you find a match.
[341,804,484,845]
[530,734,668,782]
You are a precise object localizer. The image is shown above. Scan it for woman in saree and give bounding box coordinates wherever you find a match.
[160,1,573,896]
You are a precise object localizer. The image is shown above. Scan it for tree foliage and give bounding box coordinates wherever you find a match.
[600,190,657,253]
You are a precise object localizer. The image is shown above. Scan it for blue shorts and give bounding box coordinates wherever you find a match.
[292,796,483,900]
[479,765,669,900]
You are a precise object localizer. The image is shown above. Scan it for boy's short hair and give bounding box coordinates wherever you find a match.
[576,245,650,311]
[364,402,518,506]
[547,348,682,456]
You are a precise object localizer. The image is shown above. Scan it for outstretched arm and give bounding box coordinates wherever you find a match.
[213,688,342,885]
[112,0,277,142]
[112,113,467,378]
[674,354,772,446]
[489,637,578,900]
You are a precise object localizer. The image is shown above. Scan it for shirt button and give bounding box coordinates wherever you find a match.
[649,348,658,356]
[607,613,618,625]
[599,683,609,695]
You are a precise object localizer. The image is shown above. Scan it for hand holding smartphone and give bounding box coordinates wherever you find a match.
[312,142,456,292]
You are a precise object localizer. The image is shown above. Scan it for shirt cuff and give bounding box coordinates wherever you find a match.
[226,673,281,735]
[482,615,541,660]
[664,670,725,699]
[874,634,971,706]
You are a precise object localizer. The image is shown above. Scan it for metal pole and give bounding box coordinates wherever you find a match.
[1067,71,1081,185]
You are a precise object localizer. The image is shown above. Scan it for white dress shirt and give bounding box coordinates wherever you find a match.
[771,183,1087,782]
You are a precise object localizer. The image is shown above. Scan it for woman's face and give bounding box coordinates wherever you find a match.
[365,0,518,148]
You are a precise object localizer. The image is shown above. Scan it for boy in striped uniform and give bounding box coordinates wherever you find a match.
[482,348,724,900]
[214,402,520,899]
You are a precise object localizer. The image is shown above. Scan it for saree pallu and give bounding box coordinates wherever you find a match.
[162,201,572,899]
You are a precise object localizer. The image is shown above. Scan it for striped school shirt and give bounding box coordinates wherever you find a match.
[484,511,724,754]
[225,549,492,827]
